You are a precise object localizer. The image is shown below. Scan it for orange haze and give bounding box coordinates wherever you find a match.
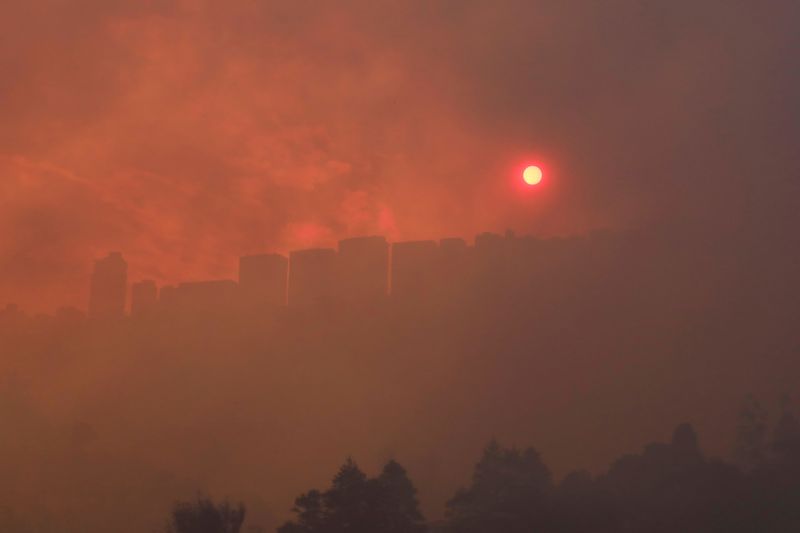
[1,0,798,314]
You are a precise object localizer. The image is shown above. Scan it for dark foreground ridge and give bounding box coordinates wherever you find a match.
[166,417,800,533]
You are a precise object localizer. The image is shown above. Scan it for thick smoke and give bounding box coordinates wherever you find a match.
[2,0,798,311]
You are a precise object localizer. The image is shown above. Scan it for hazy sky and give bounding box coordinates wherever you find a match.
[2,0,798,311]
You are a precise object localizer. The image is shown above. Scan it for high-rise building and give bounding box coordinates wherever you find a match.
[239,253,288,307]
[473,232,514,296]
[439,237,467,258]
[88,252,127,318]
[474,232,505,255]
[338,236,389,304]
[0,303,24,331]
[131,280,158,316]
[390,240,438,298]
[473,231,507,273]
[175,280,239,311]
[439,237,469,289]
[157,281,238,314]
[288,248,338,307]
[158,285,179,311]
[56,306,86,326]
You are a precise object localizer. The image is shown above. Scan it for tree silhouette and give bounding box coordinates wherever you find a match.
[599,423,749,533]
[736,395,769,469]
[370,460,427,533]
[445,440,553,533]
[278,491,324,533]
[553,469,615,533]
[323,458,371,533]
[750,396,800,530]
[167,497,246,533]
[279,458,427,533]
[771,396,800,465]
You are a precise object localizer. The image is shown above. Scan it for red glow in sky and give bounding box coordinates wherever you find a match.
[2,1,794,313]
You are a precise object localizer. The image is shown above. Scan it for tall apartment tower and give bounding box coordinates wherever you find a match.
[159,285,179,311]
[288,248,338,307]
[338,236,389,304]
[439,237,469,289]
[474,232,505,256]
[131,280,158,317]
[175,280,239,311]
[390,240,439,298]
[239,253,288,307]
[88,252,128,318]
[439,237,467,262]
[474,231,508,272]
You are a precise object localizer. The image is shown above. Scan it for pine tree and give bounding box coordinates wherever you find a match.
[446,440,553,533]
[323,457,370,533]
[277,490,324,533]
[167,497,246,533]
[371,460,427,533]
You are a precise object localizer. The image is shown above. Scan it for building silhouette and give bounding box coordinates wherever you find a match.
[337,236,389,305]
[88,252,128,318]
[439,237,467,257]
[131,280,158,317]
[438,237,469,292]
[391,240,439,298]
[174,280,239,312]
[78,231,551,316]
[157,281,239,313]
[471,231,517,297]
[55,306,86,326]
[288,248,338,307]
[474,232,505,256]
[159,285,178,310]
[439,237,469,275]
[239,253,288,307]
[0,303,25,331]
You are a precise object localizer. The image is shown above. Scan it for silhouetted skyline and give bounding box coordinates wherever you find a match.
[3,1,798,314]
[19,229,601,317]
[88,252,127,318]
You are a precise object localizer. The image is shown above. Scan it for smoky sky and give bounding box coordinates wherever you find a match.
[1,0,798,311]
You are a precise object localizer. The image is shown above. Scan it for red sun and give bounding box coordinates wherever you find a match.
[523,165,543,185]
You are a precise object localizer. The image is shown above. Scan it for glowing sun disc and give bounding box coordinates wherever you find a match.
[523,165,543,185]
